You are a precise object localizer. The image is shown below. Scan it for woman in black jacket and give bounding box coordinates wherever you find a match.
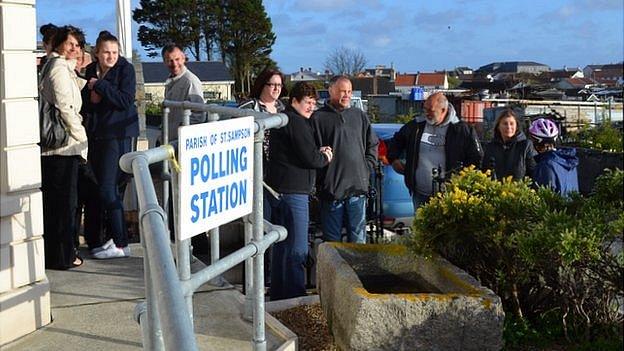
[483,109,536,180]
[81,31,139,259]
[266,82,333,300]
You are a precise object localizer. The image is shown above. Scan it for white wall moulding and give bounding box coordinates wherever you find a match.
[8,237,46,290]
[0,279,51,346]
[0,190,43,245]
[0,3,36,50]
[1,145,42,193]
[1,52,38,99]
[1,99,39,147]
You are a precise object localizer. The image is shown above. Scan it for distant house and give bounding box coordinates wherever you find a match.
[541,67,584,82]
[395,72,448,94]
[351,76,395,96]
[477,61,551,76]
[288,67,324,82]
[583,63,624,87]
[452,66,473,76]
[142,61,234,103]
[556,78,597,91]
[362,65,397,81]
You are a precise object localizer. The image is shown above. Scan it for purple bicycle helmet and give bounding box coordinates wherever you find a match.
[529,118,559,144]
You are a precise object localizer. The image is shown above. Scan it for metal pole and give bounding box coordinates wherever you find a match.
[123,152,198,351]
[175,109,193,320]
[162,107,170,234]
[243,214,254,321]
[252,129,267,351]
[144,249,164,350]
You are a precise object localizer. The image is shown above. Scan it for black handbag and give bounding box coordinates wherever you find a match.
[39,58,69,149]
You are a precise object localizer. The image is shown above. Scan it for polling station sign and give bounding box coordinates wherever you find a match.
[178,117,254,240]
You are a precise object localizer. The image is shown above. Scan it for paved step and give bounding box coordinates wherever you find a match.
[3,243,295,351]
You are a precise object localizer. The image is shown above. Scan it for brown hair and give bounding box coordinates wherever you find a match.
[493,109,520,139]
[51,25,85,53]
[250,68,286,99]
[289,82,317,103]
[95,30,119,53]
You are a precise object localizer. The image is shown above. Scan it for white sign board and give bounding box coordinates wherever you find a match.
[178,117,254,240]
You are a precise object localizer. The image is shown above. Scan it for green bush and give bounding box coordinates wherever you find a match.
[145,102,162,116]
[408,167,624,348]
[568,123,623,152]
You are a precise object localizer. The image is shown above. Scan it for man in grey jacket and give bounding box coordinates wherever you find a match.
[162,43,205,141]
[313,75,378,243]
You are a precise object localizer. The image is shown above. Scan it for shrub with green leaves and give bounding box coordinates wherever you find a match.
[408,166,624,347]
[568,123,623,152]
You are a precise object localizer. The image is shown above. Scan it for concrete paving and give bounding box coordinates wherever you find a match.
[3,244,295,351]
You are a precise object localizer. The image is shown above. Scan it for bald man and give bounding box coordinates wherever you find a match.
[313,75,378,244]
[387,92,482,208]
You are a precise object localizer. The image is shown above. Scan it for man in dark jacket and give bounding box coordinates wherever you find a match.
[313,75,378,243]
[387,92,482,209]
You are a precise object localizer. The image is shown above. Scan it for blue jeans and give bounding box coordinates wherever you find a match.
[320,195,367,243]
[269,193,309,300]
[412,193,430,210]
[85,138,132,248]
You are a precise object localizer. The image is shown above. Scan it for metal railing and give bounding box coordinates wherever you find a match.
[119,101,289,350]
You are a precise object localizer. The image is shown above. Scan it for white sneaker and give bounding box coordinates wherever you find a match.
[91,239,115,254]
[93,245,131,259]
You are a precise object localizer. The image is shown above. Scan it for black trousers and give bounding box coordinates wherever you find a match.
[41,155,79,269]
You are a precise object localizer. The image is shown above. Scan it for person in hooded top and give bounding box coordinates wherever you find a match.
[528,118,579,196]
[387,92,483,209]
[483,109,537,180]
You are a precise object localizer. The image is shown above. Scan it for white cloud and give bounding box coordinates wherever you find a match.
[372,35,391,47]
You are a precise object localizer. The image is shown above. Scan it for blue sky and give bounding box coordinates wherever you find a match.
[36,0,623,74]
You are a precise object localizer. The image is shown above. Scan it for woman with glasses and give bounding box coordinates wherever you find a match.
[238,68,287,290]
[238,68,286,114]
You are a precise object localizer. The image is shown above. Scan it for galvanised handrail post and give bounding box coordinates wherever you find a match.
[125,102,288,350]
[174,108,193,320]
[252,124,266,351]
[243,213,254,321]
[162,107,171,237]
[120,147,198,351]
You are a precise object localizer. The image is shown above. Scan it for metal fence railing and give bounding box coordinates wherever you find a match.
[119,101,289,351]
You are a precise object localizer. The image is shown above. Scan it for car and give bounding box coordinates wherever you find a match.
[371,123,414,233]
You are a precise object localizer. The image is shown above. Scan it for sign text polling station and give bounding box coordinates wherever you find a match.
[178,117,254,240]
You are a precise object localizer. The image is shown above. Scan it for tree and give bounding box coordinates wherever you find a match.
[218,0,276,94]
[133,0,276,94]
[133,0,203,59]
[324,46,367,76]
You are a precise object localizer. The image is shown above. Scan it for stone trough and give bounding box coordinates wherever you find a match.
[316,243,504,351]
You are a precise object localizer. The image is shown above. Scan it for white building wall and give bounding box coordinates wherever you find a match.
[0,0,51,346]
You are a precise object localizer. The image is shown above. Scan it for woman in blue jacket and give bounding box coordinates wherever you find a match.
[82,31,139,258]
